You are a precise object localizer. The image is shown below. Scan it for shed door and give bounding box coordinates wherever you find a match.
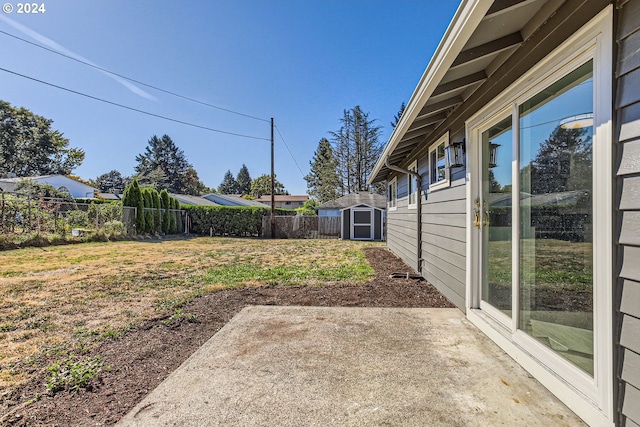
[351,208,373,240]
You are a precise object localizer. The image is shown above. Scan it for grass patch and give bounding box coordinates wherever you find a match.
[0,237,381,393]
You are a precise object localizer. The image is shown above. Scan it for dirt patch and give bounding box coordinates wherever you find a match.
[0,247,454,427]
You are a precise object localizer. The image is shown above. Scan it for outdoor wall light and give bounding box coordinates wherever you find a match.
[488,142,500,168]
[446,139,465,168]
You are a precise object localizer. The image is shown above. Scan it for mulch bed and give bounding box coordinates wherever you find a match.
[1,246,454,427]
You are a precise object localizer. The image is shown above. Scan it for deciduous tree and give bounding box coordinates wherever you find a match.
[95,170,128,194]
[0,100,85,176]
[250,174,287,198]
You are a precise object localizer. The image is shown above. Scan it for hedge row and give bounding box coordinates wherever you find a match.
[184,206,295,237]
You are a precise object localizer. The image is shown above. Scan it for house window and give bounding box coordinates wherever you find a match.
[408,160,418,209]
[388,177,397,210]
[429,133,449,191]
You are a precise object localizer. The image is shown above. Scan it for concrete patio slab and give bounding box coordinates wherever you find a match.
[116,306,585,427]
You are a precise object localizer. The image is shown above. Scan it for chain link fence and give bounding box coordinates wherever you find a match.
[0,192,135,237]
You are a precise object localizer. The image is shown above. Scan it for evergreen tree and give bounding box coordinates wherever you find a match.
[236,164,252,195]
[305,138,340,203]
[135,134,194,193]
[122,178,145,233]
[529,126,591,194]
[0,100,85,176]
[168,196,177,234]
[391,101,406,128]
[218,169,239,194]
[152,188,162,231]
[160,189,170,234]
[330,106,383,194]
[142,188,154,233]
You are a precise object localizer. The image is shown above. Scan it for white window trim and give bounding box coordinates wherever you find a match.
[388,177,397,211]
[465,6,613,427]
[428,132,450,192]
[407,160,418,209]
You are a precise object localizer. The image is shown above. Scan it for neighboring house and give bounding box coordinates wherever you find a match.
[318,193,386,241]
[368,2,637,426]
[256,195,309,209]
[171,194,219,206]
[0,175,97,199]
[202,193,269,208]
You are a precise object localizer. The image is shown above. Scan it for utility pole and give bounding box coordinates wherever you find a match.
[270,118,275,238]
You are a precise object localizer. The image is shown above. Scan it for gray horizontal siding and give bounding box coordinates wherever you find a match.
[619,100,640,142]
[620,176,640,210]
[624,384,640,427]
[624,417,640,427]
[617,67,640,109]
[617,2,640,424]
[621,280,640,318]
[622,349,640,393]
[386,171,419,272]
[421,175,466,310]
[621,246,640,283]
[621,212,640,246]
[619,139,640,175]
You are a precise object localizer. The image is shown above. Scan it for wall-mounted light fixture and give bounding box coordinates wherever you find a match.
[488,142,500,168]
[445,139,465,168]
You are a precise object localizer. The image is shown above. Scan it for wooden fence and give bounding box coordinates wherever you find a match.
[261,215,341,239]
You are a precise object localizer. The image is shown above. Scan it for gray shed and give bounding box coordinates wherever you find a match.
[340,204,384,241]
[317,193,386,241]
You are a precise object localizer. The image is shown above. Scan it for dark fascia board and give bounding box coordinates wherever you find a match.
[432,71,488,97]
[451,32,524,68]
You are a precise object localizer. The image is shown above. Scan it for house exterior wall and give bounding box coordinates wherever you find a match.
[615,1,640,425]
[386,170,419,272]
[420,145,467,310]
[34,176,96,199]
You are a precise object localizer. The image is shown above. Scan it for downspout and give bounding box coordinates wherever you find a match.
[384,156,423,273]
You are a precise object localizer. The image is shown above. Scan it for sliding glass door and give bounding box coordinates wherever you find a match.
[477,60,594,376]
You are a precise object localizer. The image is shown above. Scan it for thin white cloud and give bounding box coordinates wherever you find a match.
[0,15,156,101]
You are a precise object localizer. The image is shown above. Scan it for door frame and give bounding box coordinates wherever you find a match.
[464,6,613,426]
[350,207,374,241]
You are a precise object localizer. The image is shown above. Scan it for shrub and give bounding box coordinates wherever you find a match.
[184,206,295,237]
[46,355,104,394]
[103,220,125,236]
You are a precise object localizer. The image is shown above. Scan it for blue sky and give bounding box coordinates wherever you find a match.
[0,0,459,195]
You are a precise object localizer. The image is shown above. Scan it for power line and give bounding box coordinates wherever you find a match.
[0,67,270,141]
[0,29,270,123]
[274,125,305,178]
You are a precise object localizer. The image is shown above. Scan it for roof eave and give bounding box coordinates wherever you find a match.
[368,0,494,185]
